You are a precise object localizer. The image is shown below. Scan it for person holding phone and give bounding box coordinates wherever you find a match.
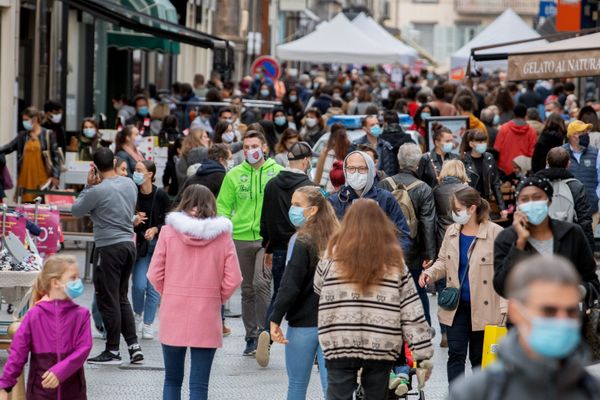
[493,176,600,300]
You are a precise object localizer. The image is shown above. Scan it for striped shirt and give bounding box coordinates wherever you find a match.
[314,259,433,362]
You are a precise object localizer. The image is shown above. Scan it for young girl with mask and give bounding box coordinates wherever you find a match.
[78,118,101,162]
[493,176,600,299]
[420,186,505,384]
[0,255,92,400]
[132,160,171,339]
[269,186,339,399]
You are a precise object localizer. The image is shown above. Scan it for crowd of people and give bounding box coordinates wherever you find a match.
[1,65,600,399]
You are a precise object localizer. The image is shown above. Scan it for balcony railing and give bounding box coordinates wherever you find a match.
[455,0,539,15]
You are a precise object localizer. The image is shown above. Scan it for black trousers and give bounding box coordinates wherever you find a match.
[94,241,138,352]
[446,301,484,384]
[326,359,393,400]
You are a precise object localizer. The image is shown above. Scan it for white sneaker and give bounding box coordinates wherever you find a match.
[142,324,154,340]
[134,314,143,332]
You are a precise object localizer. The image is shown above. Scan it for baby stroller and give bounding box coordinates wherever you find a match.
[355,343,426,400]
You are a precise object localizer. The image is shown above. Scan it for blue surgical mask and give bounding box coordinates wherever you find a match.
[518,200,549,225]
[474,143,487,154]
[138,106,149,116]
[493,114,501,125]
[289,95,298,103]
[421,112,431,120]
[370,125,383,137]
[63,279,84,300]
[274,116,287,126]
[442,142,454,154]
[132,171,145,186]
[288,206,307,227]
[83,128,96,139]
[23,120,33,131]
[527,315,581,359]
[260,89,270,97]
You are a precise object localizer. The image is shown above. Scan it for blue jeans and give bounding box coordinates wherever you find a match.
[263,250,287,330]
[162,345,216,400]
[408,268,431,326]
[285,326,327,400]
[132,239,160,325]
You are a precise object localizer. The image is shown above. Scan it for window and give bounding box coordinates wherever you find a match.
[455,23,479,50]
[412,23,435,55]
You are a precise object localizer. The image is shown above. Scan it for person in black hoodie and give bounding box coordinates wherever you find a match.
[531,113,566,173]
[381,110,415,161]
[175,143,231,203]
[535,147,594,250]
[273,107,291,136]
[256,141,313,367]
[493,176,600,300]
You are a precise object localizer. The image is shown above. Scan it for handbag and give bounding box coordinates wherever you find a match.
[482,323,508,368]
[438,238,478,311]
[583,284,600,361]
[1,165,14,190]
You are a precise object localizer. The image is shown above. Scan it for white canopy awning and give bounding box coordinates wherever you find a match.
[451,9,545,72]
[351,12,418,65]
[277,13,402,64]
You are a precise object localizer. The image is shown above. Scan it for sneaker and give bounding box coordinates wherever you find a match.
[243,338,257,356]
[134,314,143,332]
[128,343,144,364]
[394,378,410,397]
[256,331,271,367]
[87,351,122,365]
[223,324,232,337]
[141,324,154,340]
[440,333,448,348]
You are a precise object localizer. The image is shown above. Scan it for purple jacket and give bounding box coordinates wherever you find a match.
[0,299,92,400]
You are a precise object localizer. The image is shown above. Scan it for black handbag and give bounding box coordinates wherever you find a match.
[583,284,600,361]
[438,238,478,311]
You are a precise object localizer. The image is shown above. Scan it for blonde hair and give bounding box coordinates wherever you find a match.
[439,159,470,183]
[33,255,78,302]
[151,103,171,120]
[181,128,208,157]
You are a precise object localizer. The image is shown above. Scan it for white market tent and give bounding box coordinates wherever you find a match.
[277,13,401,64]
[352,12,418,65]
[450,9,545,72]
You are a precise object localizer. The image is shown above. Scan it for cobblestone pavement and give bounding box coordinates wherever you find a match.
[1,249,458,399]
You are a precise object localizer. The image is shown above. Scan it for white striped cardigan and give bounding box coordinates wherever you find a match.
[314,258,434,363]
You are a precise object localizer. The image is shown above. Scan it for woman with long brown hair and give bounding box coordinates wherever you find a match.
[531,112,566,173]
[315,199,433,399]
[175,128,211,186]
[314,123,350,191]
[274,128,300,167]
[268,186,339,399]
[115,125,145,177]
[419,186,504,385]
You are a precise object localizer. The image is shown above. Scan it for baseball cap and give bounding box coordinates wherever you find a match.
[567,120,593,137]
[287,141,312,161]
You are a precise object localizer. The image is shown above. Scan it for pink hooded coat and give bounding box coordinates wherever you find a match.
[147,212,242,349]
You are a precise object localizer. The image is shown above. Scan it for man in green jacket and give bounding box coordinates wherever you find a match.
[217,130,284,356]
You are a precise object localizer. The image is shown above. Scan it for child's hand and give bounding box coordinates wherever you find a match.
[0,389,8,400]
[41,371,60,389]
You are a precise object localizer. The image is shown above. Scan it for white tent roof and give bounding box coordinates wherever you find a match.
[277,13,401,64]
[508,31,600,55]
[451,9,545,71]
[352,12,418,65]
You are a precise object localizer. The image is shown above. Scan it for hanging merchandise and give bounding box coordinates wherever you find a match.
[18,204,61,256]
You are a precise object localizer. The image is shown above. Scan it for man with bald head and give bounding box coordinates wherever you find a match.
[535,146,594,249]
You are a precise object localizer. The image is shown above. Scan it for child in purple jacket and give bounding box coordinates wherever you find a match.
[0,254,92,400]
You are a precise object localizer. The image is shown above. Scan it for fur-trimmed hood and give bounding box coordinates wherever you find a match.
[166,212,233,246]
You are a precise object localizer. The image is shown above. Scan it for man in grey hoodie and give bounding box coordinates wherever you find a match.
[449,255,600,400]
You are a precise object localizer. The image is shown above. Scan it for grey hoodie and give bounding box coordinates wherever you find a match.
[448,329,600,400]
[343,150,375,196]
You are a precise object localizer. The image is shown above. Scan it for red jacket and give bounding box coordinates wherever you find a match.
[494,120,537,175]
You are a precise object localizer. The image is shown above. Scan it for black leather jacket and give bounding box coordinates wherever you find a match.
[378,170,437,267]
[0,129,60,178]
[463,152,505,210]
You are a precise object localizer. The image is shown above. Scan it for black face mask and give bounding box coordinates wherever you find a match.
[579,134,590,148]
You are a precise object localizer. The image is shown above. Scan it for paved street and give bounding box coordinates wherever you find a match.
[1,248,453,399]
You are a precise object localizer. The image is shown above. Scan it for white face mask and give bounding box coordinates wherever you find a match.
[452,209,471,225]
[50,113,62,124]
[134,135,144,146]
[346,172,368,191]
[305,118,318,128]
[226,159,235,171]
[222,132,235,143]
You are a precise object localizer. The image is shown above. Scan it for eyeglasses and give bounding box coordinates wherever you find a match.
[346,166,369,174]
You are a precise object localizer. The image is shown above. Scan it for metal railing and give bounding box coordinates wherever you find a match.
[454,0,538,15]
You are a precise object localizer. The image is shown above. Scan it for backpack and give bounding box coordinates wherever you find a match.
[383,177,423,239]
[548,178,577,223]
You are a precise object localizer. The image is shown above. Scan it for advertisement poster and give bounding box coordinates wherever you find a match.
[19,205,60,256]
[426,116,470,153]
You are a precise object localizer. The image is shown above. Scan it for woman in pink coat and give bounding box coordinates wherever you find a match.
[147,184,242,400]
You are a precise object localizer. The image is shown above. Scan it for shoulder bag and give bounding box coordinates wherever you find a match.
[438,238,478,311]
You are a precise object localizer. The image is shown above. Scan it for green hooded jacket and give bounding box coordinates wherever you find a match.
[217,158,284,241]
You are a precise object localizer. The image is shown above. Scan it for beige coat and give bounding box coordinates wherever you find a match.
[425,220,507,331]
